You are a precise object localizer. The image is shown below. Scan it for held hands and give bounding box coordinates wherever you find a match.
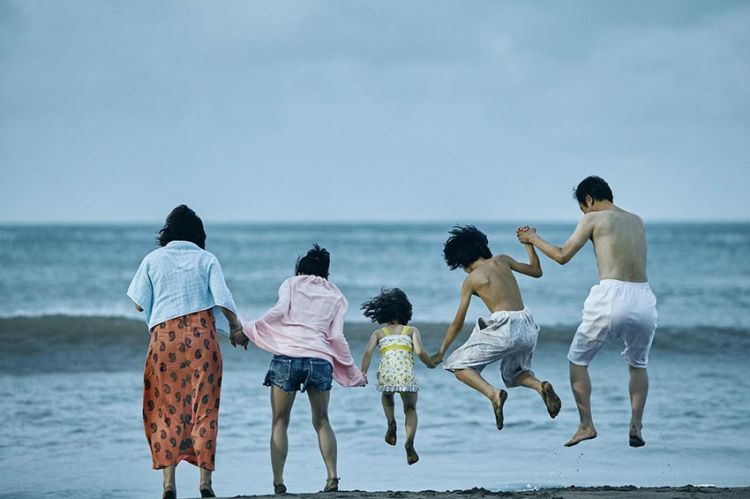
[429,352,444,368]
[516,225,537,244]
[229,324,248,350]
[424,358,438,369]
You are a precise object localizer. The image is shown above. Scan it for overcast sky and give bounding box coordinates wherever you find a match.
[1,1,748,223]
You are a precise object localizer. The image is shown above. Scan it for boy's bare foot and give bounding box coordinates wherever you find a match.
[492,390,508,430]
[385,420,397,445]
[564,425,597,447]
[629,426,645,447]
[405,441,419,465]
[541,381,561,418]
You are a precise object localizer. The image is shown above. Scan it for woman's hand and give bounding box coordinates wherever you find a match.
[229,324,248,350]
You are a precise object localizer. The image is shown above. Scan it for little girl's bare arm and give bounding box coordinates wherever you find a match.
[411,328,436,368]
[360,331,380,375]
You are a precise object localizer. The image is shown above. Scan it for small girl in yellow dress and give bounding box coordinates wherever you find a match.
[360,288,435,464]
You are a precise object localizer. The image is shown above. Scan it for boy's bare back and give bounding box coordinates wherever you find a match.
[466,255,526,313]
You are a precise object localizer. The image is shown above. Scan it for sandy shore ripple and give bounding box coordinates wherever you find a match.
[201,485,750,499]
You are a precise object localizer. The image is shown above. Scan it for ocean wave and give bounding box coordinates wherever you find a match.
[0,307,142,320]
[1,315,747,355]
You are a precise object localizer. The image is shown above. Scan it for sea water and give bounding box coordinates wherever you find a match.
[0,223,748,498]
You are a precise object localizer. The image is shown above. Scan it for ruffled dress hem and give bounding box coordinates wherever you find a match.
[377,385,419,393]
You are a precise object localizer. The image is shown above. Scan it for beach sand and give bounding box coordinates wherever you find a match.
[202,486,750,499]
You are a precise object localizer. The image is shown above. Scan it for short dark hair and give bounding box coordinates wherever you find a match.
[443,225,492,270]
[575,176,613,204]
[295,244,330,279]
[361,288,413,325]
[157,204,206,249]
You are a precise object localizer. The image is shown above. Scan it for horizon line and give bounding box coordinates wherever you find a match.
[1,218,748,225]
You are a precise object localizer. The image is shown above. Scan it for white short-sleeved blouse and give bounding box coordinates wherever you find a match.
[127,240,238,332]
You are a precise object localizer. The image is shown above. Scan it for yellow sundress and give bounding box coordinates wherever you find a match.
[376,326,418,392]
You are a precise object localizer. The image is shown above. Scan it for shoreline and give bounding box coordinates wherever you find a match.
[201,485,750,499]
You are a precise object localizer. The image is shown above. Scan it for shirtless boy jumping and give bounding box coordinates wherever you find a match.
[517,176,657,448]
[431,225,561,430]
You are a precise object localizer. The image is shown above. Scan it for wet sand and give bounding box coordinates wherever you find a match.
[206,485,750,499]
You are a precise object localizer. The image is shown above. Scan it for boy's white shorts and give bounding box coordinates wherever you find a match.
[568,279,657,368]
[444,308,539,387]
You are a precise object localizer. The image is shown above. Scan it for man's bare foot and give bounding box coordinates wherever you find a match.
[492,390,508,430]
[564,425,597,447]
[405,441,419,465]
[385,420,397,445]
[629,425,645,447]
[541,381,561,418]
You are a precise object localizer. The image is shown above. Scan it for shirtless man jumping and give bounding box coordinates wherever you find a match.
[517,176,657,448]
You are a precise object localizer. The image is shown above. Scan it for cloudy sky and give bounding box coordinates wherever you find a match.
[1,1,748,222]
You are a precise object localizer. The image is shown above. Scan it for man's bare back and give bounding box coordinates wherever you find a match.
[586,207,648,282]
[518,204,648,283]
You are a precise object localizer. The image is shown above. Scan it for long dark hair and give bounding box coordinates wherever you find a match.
[295,244,330,279]
[157,204,206,249]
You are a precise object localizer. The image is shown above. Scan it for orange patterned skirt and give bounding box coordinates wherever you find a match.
[143,309,222,470]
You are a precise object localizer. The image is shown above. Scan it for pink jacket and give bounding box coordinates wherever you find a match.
[242,275,367,387]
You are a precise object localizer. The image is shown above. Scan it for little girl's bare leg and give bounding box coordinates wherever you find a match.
[381,392,397,445]
[400,392,419,464]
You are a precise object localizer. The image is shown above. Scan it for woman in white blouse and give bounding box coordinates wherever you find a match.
[127,205,242,499]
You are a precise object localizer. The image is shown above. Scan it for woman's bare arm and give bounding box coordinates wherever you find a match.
[222,307,247,349]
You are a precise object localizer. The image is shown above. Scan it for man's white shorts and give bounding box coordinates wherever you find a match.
[568,279,657,368]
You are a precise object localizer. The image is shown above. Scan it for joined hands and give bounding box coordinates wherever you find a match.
[429,352,444,368]
[229,324,248,349]
[516,225,537,244]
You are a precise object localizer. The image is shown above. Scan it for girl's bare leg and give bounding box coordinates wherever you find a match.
[400,392,419,464]
[381,392,397,445]
[307,388,338,480]
[270,387,296,487]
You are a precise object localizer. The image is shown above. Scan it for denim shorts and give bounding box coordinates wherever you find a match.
[263,355,333,392]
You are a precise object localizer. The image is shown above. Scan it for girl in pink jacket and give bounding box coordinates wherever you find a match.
[231,244,365,494]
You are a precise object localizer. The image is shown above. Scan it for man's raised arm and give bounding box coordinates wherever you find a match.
[517,217,593,265]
